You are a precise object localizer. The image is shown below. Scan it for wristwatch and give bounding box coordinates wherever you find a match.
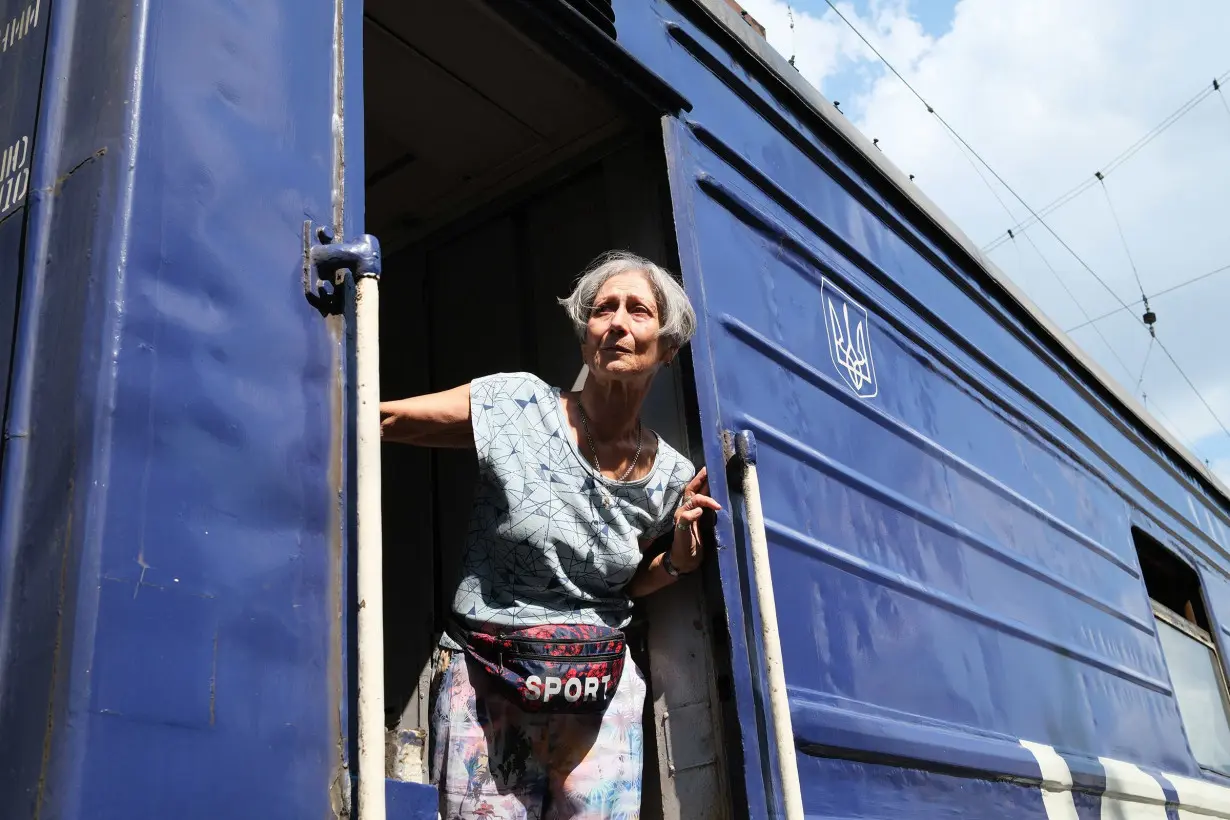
[662,548,689,577]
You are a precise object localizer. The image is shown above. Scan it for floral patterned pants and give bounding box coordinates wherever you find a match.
[430,646,646,820]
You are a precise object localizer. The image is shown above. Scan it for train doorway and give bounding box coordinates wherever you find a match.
[363,2,733,817]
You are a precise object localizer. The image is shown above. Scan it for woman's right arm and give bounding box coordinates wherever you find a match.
[379,383,474,448]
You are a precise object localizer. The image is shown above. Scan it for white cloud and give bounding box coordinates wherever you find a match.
[736,1,932,101]
[1210,456,1230,484]
[737,0,1230,482]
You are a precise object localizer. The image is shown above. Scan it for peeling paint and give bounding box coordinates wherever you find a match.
[43,147,105,196]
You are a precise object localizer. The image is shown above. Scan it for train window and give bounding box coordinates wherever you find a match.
[1134,528,1230,773]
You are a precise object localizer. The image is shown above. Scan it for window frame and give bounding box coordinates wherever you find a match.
[1144,569,1230,778]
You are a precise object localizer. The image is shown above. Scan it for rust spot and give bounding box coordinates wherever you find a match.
[35,479,75,819]
[210,631,219,726]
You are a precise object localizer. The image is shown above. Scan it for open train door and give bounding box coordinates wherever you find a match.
[0,0,375,817]
[0,1,49,464]
[660,114,866,820]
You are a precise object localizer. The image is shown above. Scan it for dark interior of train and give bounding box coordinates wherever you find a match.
[363,1,729,814]
[1135,527,1213,631]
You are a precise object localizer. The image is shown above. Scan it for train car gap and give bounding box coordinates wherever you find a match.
[364,2,733,817]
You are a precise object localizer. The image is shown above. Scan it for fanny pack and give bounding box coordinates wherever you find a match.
[446,620,626,714]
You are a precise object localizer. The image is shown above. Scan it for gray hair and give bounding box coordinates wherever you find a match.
[557,251,697,349]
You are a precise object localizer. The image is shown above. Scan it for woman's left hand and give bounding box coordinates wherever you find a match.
[671,467,722,574]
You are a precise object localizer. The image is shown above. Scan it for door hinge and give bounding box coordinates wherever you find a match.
[303,221,382,315]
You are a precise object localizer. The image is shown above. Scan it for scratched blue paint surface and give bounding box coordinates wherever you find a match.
[0,214,21,424]
[0,0,50,439]
[789,753,1202,820]
[386,779,438,820]
[78,0,342,812]
[616,0,1230,816]
[800,756,1050,820]
[0,0,345,816]
[2,0,1230,818]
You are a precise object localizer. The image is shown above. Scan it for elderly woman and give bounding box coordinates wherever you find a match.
[380,250,718,819]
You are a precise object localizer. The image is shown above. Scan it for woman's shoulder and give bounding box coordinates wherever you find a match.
[470,373,559,457]
[652,434,697,488]
[470,371,556,403]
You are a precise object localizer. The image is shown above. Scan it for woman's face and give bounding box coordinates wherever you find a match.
[582,271,674,382]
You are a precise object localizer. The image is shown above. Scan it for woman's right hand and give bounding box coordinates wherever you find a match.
[669,467,721,574]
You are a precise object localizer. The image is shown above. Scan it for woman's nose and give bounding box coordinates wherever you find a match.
[609,304,631,332]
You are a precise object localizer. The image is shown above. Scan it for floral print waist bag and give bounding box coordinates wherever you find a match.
[445,620,626,714]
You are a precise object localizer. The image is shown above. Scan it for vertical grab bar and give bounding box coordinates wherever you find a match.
[735,430,805,820]
[355,273,386,820]
[307,229,385,817]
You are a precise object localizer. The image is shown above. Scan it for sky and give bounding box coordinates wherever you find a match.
[732,0,1230,484]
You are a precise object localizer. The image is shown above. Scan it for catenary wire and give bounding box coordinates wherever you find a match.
[822,1,1228,449]
[1017,231,1137,387]
[1065,261,1230,333]
[1135,336,1154,396]
[941,126,1021,225]
[820,0,1133,313]
[1218,78,1230,128]
[984,70,1230,252]
[1097,175,1147,302]
[1154,334,1230,440]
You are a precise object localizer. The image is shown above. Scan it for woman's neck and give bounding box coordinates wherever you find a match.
[578,377,650,441]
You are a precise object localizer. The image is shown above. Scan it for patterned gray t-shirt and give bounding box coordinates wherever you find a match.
[448,372,694,635]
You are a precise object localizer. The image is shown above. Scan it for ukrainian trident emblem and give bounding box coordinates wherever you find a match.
[822,279,877,399]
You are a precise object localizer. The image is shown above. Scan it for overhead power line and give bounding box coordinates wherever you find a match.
[1142,392,1198,453]
[983,70,1230,253]
[1135,336,1154,396]
[1154,335,1230,441]
[939,124,1024,229]
[1217,78,1230,130]
[1065,261,1230,333]
[946,99,1145,393]
[1016,231,1137,387]
[1097,174,1147,305]
[822,2,1230,451]
[820,0,1131,316]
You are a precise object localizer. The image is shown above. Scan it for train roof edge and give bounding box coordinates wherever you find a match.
[689,0,1230,509]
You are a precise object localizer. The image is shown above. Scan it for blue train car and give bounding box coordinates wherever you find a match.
[2,0,1230,817]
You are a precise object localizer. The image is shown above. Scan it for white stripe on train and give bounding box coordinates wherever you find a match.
[1019,740,1230,820]
[1019,740,1080,820]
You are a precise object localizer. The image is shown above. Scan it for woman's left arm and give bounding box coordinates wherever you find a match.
[626,467,721,598]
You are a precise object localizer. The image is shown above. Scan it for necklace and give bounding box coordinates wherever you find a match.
[575,398,643,484]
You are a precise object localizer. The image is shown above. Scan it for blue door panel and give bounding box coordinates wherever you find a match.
[661,106,1200,813]
[630,0,1230,809]
[0,0,349,816]
[621,0,1229,563]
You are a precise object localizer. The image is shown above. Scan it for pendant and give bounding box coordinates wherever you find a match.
[600,488,614,508]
